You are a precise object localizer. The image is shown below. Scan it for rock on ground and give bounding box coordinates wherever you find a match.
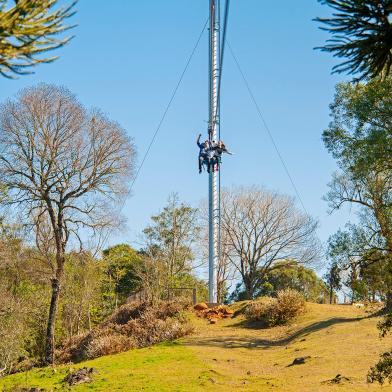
[194,304,234,322]
[288,356,311,366]
[194,302,208,311]
[322,374,351,384]
[64,367,97,386]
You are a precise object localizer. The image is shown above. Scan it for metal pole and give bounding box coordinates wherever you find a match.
[208,0,220,304]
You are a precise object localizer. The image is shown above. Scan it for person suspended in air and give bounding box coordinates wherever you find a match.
[197,134,210,173]
[216,140,232,156]
[206,139,217,173]
[197,134,232,173]
[209,140,219,172]
[211,140,232,172]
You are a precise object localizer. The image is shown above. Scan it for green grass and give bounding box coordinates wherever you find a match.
[0,343,210,392]
[1,303,392,391]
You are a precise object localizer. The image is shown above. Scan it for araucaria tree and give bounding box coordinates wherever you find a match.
[0,0,76,78]
[0,84,136,364]
[316,0,392,80]
[221,186,320,299]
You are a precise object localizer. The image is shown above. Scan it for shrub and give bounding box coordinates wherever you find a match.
[245,289,306,327]
[368,350,392,385]
[57,300,193,363]
[0,293,27,375]
[244,297,275,323]
[86,334,136,358]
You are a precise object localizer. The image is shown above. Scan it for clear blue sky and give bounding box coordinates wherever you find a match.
[2,1,356,269]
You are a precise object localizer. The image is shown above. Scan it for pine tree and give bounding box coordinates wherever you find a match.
[315,0,392,80]
[0,0,76,78]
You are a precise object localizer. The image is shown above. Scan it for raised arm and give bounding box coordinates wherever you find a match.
[196,133,202,148]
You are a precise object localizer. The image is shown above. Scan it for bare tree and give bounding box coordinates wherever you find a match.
[0,84,136,364]
[221,186,320,299]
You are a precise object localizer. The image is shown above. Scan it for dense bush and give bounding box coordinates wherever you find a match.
[57,301,193,363]
[245,297,275,322]
[245,289,306,327]
[368,312,392,385]
[368,350,392,385]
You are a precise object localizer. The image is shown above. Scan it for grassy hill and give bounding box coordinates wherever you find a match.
[1,302,392,391]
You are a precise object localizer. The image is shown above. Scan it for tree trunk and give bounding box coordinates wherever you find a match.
[45,232,65,365]
[88,305,92,331]
[385,290,392,310]
[45,277,61,365]
[243,276,254,300]
[217,280,223,304]
[329,287,333,304]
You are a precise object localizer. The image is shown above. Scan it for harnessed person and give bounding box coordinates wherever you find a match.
[197,134,210,173]
[211,140,233,172]
[197,134,232,173]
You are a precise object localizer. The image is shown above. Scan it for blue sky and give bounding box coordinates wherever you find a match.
[2,1,357,271]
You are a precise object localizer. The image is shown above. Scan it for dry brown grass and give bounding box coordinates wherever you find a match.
[57,301,193,363]
[183,302,391,391]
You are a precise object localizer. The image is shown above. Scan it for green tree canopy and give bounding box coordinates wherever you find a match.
[323,71,392,387]
[229,261,328,303]
[324,80,392,300]
[324,79,392,258]
[142,194,200,287]
[102,244,143,308]
[257,260,329,303]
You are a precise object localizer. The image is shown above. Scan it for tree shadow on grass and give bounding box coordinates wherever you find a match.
[184,316,368,349]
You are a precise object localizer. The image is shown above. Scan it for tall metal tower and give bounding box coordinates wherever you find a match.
[208,0,220,304]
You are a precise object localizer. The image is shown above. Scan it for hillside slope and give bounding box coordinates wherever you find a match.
[1,303,392,391]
